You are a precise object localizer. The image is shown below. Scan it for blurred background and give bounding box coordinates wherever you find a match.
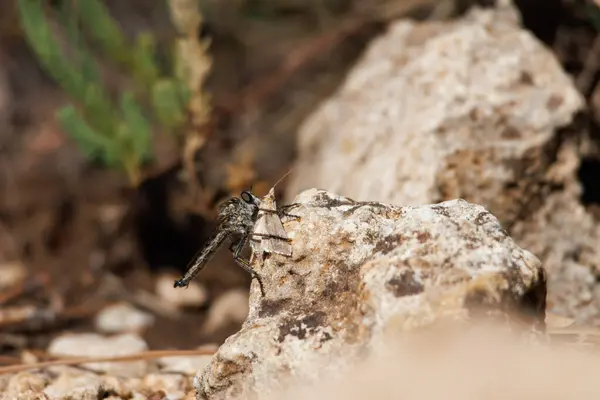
[0,0,599,357]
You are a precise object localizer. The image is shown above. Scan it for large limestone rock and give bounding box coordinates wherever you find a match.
[286,2,597,322]
[195,189,546,400]
[286,2,583,227]
[511,160,600,324]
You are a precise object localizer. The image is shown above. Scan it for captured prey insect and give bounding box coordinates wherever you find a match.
[173,175,300,296]
[250,186,294,258]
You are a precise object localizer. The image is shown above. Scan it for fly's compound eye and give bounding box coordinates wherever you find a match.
[241,191,254,204]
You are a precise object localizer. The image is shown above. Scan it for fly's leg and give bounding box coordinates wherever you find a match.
[229,235,266,296]
[251,232,292,242]
[259,204,302,220]
[281,203,301,211]
[174,229,229,288]
[279,203,302,220]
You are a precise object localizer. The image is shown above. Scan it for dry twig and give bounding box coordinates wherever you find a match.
[0,348,215,375]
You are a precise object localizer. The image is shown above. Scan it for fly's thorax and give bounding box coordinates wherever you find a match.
[218,196,259,233]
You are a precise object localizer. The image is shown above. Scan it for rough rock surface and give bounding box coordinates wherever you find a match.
[201,288,250,336]
[511,146,600,324]
[286,2,598,323]
[195,189,546,400]
[0,371,49,400]
[43,370,105,400]
[287,2,583,227]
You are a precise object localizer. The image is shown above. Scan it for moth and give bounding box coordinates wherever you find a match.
[250,168,300,260]
[173,169,299,296]
[250,186,294,258]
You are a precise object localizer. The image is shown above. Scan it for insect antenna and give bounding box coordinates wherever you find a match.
[271,167,294,191]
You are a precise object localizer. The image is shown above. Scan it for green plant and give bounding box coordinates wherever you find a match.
[589,1,600,29]
[17,0,191,186]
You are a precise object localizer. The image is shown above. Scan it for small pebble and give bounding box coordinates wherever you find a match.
[96,204,127,236]
[5,371,48,398]
[143,374,187,399]
[48,332,149,377]
[155,273,208,308]
[44,371,103,400]
[157,354,213,376]
[545,312,575,329]
[95,302,155,334]
[0,261,27,289]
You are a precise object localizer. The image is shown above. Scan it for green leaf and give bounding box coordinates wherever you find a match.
[57,105,113,161]
[75,0,129,65]
[132,33,160,87]
[151,79,187,129]
[19,0,167,186]
[18,0,101,104]
[174,78,192,105]
[59,0,101,84]
[587,3,600,31]
[82,83,116,135]
[119,91,152,162]
[18,0,77,96]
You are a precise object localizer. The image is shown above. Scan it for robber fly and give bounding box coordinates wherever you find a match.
[174,172,299,296]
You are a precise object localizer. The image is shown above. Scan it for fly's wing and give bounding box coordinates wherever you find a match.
[253,188,292,256]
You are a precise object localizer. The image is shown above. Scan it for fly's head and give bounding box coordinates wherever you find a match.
[240,190,261,208]
[218,191,261,233]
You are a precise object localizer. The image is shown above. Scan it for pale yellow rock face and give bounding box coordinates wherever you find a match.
[195,189,546,400]
[287,5,583,225]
